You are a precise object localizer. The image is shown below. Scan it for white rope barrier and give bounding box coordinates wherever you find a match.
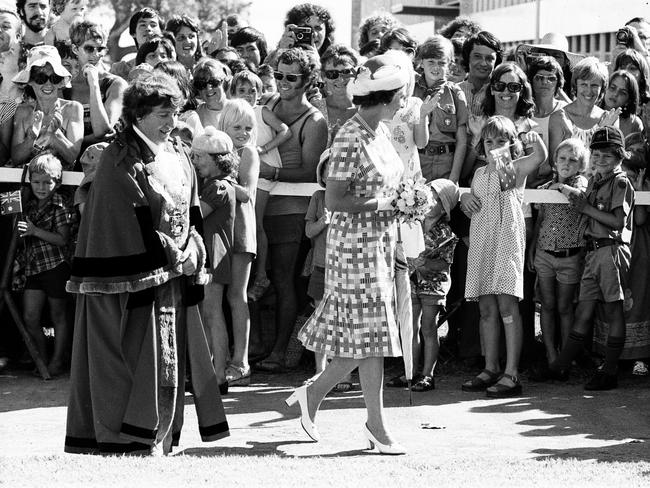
[2,167,650,204]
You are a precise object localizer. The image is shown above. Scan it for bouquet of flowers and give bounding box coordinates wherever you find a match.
[392,177,434,223]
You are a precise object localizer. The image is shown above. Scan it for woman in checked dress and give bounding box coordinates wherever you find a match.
[287,53,409,455]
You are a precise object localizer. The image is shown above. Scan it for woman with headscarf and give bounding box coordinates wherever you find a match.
[64,72,229,456]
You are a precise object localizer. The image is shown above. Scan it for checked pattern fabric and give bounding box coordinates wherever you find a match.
[299,114,403,359]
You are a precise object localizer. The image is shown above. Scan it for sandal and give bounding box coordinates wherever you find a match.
[411,375,435,392]
[486,373,522,398]
[332,381,353,393]
[461,369,500,392]
[225,364,251,386]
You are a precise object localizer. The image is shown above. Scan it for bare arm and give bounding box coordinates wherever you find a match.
[326,179,389,213]
[11,106,37,166]
[514,132,548,182]
[0,115,12,164]
[84,71,126,143]
[233,146,259,203]
[259,106,292,153]
[548,110,570,166]
[260,114,327,181]
[49,101,84,167]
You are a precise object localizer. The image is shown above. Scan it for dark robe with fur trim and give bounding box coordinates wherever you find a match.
[64,128,229,455]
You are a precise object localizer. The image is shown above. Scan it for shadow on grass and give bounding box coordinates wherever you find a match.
[179,441,368,458]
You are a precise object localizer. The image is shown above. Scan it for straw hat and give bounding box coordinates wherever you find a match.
[12,45,72,86]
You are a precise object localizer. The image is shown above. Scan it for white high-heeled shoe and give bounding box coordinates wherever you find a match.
[363,424,406,455]
[285,385,320,442]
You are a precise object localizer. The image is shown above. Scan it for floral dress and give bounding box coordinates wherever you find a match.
[298,114,404,358]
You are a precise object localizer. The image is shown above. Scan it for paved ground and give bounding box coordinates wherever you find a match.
[1,363,649,463]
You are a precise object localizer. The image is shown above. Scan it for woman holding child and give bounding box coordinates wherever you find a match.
[293,52,408,454]
[65,72,229,455]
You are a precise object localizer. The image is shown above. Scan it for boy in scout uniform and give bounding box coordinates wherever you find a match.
[534,126,635,391]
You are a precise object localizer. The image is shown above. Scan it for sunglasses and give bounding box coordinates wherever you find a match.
[533,74,557,84]
[31,72,64,85]
[323,68,355,80]
[491,81,523,93]
[82,45,107,55]
[273,71,304,82]
[193,77,223,90]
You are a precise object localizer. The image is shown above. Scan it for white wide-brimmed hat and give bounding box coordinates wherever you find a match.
[12,45,72,86]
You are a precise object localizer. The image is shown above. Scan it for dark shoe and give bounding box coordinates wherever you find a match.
[462,369,500,392]
[255,358,285,373]
[219,382,229,395]
[385,374,409,388]
[411,375,435,392]
[486,373,522,398]
[528,364,569,382]
[584,371,618,391]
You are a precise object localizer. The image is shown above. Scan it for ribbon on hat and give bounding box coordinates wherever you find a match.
[349,64,409,97]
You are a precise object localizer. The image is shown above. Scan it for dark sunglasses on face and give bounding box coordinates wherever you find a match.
[31,72,64,85]
[491,81,523,93]
[193,78,223,90]
[83,45,107,55]
[273,71,304,82]
[323,68,355,80]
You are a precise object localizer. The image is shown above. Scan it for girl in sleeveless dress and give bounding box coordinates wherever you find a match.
[460,116,547,398]
[229,71,292,301]
[217,100,260,386]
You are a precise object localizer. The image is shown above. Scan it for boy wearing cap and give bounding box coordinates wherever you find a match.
[401,179,459,392]
[536,126,635,390]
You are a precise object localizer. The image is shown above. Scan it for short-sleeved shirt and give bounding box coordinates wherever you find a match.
[537,174,588,250]
[24,193,72,276]
[305,189,327,268]
[583,168,634,244]
[457,79,487,117]
[414,76,469,145]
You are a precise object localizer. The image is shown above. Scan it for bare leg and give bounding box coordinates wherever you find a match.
[420,304,440,377]
[23,289,48,365]
[201,282,229,383]
[358,357,396,445]
[478,295,501,376]
[305,356,360,420]
[227,253,253,370]
[497,294,523,385]
[411,300,422,376]
[537,275,559,363]
[47,296,70,375]
[253,190,270,283]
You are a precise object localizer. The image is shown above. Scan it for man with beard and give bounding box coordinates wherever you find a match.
[16,0,50,47]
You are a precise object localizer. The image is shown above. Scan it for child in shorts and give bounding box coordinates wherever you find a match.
[535,126,635,390]
[18,153,73,376]
[528,138,589,366]
[414,35,469,183]
[387,179,459,392]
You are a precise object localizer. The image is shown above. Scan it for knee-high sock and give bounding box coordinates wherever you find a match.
[602,336,625,375]
[552,331,586,370]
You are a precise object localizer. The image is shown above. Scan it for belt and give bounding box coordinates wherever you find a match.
[418,143,456,155]
[544,248,582,258]
[585,238,617,252]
